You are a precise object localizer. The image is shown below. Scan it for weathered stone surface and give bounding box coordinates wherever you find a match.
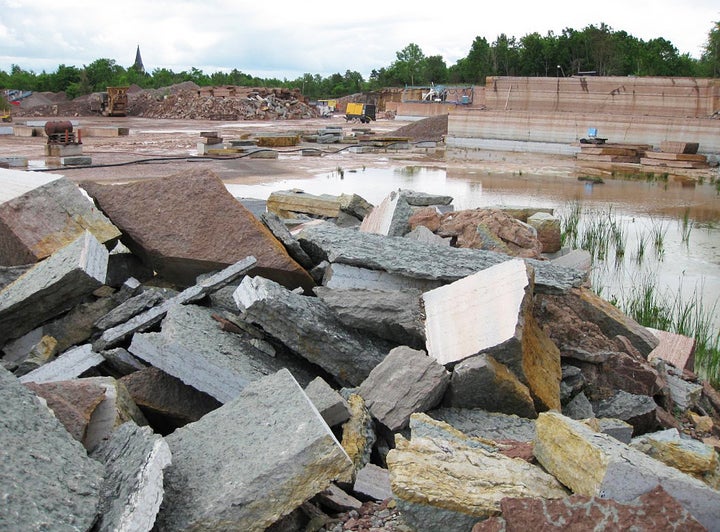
[0,230,108,345]
[631,428,720,489]
[94,255,256,351]
[550,248,592,272]
[0,366,104,531]
[295,221,587,294]
[408,206,443,232]
[338,193,374,220]
[129,303,289,404]
[353,463,393,501]
[593,390,659,435]
[13,334,58,375]
[235,276,393,386]
[473,485,706,532]
[155,369,353,531]
[409,412,500,453]
[597,418,635,444]
[357,346,450,431]
[563,391,595,419]
[648,327,696,371]
[316,484,363,512]
[424,259,561,412]
[445,354,537,418]
[435,208,543,258]
[305,376,351,427]
[533,411,720,531]
[0,174,120,266]
[100,347,147,376]
[23,378,106,443]
[401,190,453,207]
[666,371,704,410]
[386,428,567,529]
[341,394,376,476]
[404,224,450,246]
[576,350,665,401]
[0,263,32,290]
[322,262,443,292]
[359,190,413,236]
[120,366,221,428]
[81,170,313,290]
[267,189,343,219]
[260,211,315,269]
[429,407,537,442]
[560,364,585,403]
[91,421,172,532]
[19,344,105,384]
[527,211,561,253]
[314,286,426,349]
[93,288,169,332]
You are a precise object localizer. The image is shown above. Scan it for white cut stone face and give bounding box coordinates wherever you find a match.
[423,258,528,365]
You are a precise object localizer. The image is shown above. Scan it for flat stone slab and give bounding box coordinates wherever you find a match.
[129,303,289,403]
[648,327,696,371]
[19,344,105,384]
[155,368,352,531]
[0,231,108,345]
[0,366,104,531]
[91,421,172,532]
[429,407,536,442]
[534,411,720,531]
[296,221,586,294]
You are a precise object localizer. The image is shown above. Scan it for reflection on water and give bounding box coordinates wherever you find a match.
[226,165,720,331]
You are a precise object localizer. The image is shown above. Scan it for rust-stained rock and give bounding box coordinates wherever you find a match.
[473,486,706,532]
[340,394,376,479]
[434,209,543,259]
[0,174,120,266]
[408,206,442,233]
[80,169,314,290]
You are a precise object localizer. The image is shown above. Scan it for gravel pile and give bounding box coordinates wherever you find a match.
[389,114,448,142]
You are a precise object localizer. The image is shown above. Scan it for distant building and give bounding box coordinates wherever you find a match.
[132,45,145,74]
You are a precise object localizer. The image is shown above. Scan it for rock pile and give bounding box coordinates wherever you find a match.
[1,166,720,531]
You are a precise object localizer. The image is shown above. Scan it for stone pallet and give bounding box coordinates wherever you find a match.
[641,158,710,169]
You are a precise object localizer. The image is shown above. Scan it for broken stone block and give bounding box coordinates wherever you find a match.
[473,485,706,532]
[93,288,170,332]
[423,259,561,412]
[260,211,315,269]
[93,255,256,351]
[386,427,567,530]
[322,262,443,292]
[120,366,221,430]
[359,190,413,236]
[0,230,108,345]
[550,248,592,272]
[129,303,289,404]
[357,346,450,431]
[305,376,351,427]
[81,169,313,290]
[341,394,376,475]
[338,193,373,220]
[429,407,537,442]
[593,390,659,435]
[235,276,393,386]
[155,368,353,531]
[563,391,595,420]
[404,224,451,246]
[314,286,426,349]
[0,174,120,266]
[533,411,720,531]
[666,371,704,411]
[400,190,453,207]
[100,347,147,377]
[527,211,561,253]
[630,428,720,489]
[19,344,105,384]
[13,334,58,376]
[409,412,500,453]
[295,221,587,294]
[0,366,104,531]
[444,353,537,419]
[597,418,635,444]
[91,421,172,532]
[648,327,696,371]
[23,377,107,444]
[267,189,344,219]
[353,463,393,501]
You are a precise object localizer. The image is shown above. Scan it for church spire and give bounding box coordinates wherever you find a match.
[132,45,145,74]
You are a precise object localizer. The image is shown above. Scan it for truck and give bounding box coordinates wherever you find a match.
[344,102,376,123]
[90,86,129,117]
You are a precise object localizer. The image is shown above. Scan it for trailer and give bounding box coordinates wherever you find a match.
[345,102,376,123]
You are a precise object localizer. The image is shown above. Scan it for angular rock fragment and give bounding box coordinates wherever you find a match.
[0,230,108,345]
[296,221,586,293]
[91,421,172,532]
[129,303,289,404]
[235,276,393,386]
[563,391,595,420]
[386,427,567,530]
[429,407,537,442]
[305,376,351,427]
[527,211,561,253]
[341,394,376,475]
[359,190,413,236]
[404,225,450,246]
[0,173,120,266]
[665,371,703,410]
[358,346,449,431]
[100,347,147,377]
[593,390,659,435]
[473,486,706,532]
[648,327,696,371]
[533,411,720,531]
[93,288,170,332]
[267,189,344,219]
[353,463,393,501]
[314,286,426,349]
[19,344,105,384]
[13,334,58,375]
[423,259,561,412]
[445,354,537,418]
[155,369,353,531]
[81,169,313,290]
[0,366,104,531]
[260,211,314,269]
[322,262,443,292]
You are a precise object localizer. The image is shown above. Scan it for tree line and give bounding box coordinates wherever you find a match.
[1,21,718,101]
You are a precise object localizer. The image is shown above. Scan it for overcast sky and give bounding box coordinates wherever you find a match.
[1,0,717,80]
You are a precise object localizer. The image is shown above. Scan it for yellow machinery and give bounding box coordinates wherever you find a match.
[345,102,376,123]
[91,86,129,117]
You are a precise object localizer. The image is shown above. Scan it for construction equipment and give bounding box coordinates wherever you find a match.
[345,102,376,123]
[91,86,129,117]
